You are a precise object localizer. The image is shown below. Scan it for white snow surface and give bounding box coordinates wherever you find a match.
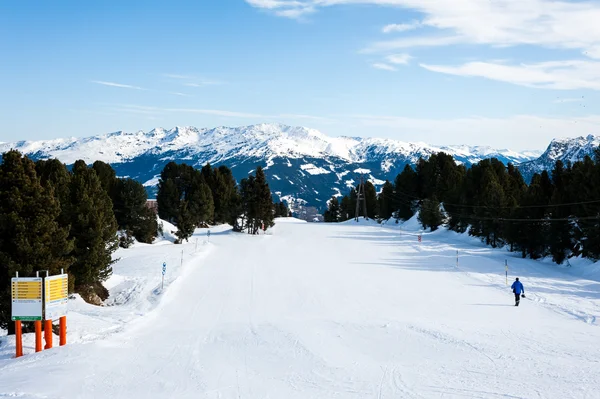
[1,217,600,398]
[0,123,541,165]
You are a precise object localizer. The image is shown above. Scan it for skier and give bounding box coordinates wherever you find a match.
[511,277,525,306]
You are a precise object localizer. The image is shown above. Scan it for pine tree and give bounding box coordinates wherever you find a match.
[339,194,353,221]
[67,161,118,296]
[519,173,551,259]
[254,166,275,233]
[113,178,158,243]
[35,158,72,226]
[92,161,117,197]
[377,180,395,220]
[157,178,179,223]
[549,160,573,264]
[0,151,73,332]
[418,197,444,231]
[175,200,195,243]
[212,166,238,224]
[324,196,341,222]
[230,167,275,234]
[186,175,214,227]
[394,165,418,221]
[363,181,378,219]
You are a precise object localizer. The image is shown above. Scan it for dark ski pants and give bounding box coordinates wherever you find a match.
[514,293,521,306]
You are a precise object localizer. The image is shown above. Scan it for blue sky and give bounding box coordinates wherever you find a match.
[1,0,599,150]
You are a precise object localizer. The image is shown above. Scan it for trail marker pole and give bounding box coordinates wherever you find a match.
[44,319,53,349]
[505,260,508,286]
[456,250,459,269]
[162,262,166,290]
[59,316,67,346]
[181,250,184,269]
[34,270,42,352]
[15,321,23,358]
[35,320,42,352]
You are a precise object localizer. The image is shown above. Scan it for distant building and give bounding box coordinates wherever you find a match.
[146,199,158,215]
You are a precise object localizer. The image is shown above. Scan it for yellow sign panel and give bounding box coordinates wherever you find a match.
[11,281,42,300]
[46,277,68,302]
[45,274,69,320]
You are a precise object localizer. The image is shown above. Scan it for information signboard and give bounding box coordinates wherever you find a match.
[44,274,68,321]
[11,277,43,321]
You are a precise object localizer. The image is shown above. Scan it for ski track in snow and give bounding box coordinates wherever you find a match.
[1,218,600,398]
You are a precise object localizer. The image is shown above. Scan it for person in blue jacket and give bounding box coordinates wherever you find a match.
[511,277,525,306]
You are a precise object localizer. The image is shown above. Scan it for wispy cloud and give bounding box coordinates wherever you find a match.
[246,0,600,58]
[163,74,195,80]
[246,0,600,90]
[245,0,315,18]
[361,35,464,53]
[169,92,193,97]
[420,60,600,90]
[386,53,413,65]
[91,80,145,90]
[372,63,397,71]
[553,97,583,104]
[184,81,224,87]
[110,104,335,122]
[164,73,225,86]
[382,21,421,34]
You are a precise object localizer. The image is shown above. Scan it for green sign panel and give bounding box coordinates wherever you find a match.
[12,316,43,321]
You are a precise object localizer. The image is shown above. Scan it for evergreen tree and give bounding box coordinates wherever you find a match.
[274,201,289,217]
[519,173,551,259]
[67,161,118,293]
[418,197,444,231]
[113,178,158,243]
[377,180,395,220]
[254,167,275,233]
[339,193,354,222]
[0,151,73,332]
[35,158,72,226]
[548,160,573,264]
[92,161,117,197]
[230,167,275,234]
[394,165,418,221]
[186,175,214,227]
[363,181,378,219]
[157,178,179,223]
[324,196,341,222]
[175,200,195,243]
[503,164,527,252]
[212,166,238,224]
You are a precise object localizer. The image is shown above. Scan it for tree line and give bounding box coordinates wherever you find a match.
[324,151,600,265]
[156,163,288,239]
[0,151,159,333]
[1,151,289,333]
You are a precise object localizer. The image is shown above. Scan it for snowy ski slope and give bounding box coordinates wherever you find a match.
[1,217,600,398]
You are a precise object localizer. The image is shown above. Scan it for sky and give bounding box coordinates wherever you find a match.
[1,0,599,150]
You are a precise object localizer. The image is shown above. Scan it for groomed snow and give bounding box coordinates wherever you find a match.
[1,216,600,398]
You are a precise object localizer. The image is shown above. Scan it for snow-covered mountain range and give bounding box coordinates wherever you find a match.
[518,134,600,179]
[1,123,596,211]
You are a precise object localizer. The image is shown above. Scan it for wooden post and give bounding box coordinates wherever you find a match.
[59,316,67,346]
[15,321,23,358]
[44,319,53,349]
[35,320,43,352]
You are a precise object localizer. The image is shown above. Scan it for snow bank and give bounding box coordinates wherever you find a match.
[0,221,227,360]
